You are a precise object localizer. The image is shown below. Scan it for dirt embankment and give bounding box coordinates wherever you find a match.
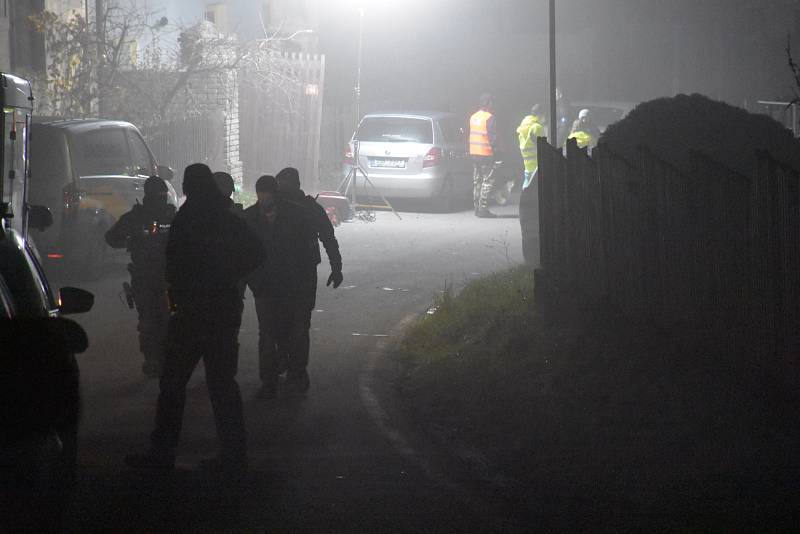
[600,93,800,175]
[394,267,800,531]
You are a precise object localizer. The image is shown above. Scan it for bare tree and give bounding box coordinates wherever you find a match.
[787,36,800,105]
[29,1,298,129]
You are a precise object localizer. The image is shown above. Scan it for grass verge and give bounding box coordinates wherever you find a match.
[394,266,800,531]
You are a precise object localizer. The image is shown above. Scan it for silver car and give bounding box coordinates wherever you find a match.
[344,111,472,211]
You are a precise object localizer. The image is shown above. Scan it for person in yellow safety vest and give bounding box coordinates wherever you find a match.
[468,92,499,218]
[517,104,545,190]
[568,108,600,150]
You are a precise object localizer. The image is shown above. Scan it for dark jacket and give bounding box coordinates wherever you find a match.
[283,189,342,272]
[166,193,265,325]
[243,200,319,299]
[105,201,176,288]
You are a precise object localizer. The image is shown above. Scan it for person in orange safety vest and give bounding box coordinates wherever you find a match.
[469,93,499,218]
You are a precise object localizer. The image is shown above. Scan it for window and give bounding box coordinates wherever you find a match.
[2,109,29,227]
[357,117,434,144]
[127,130,154,176]
[73,129,130,176]
[439,118,466,145]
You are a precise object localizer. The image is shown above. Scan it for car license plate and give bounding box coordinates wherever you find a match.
[371,158,406,169]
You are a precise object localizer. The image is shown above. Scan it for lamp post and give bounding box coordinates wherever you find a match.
[548,0,556,145]
[355,5,364,128]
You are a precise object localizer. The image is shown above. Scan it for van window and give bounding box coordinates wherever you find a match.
[357,117,433,144]
[74,129,131,176]
[127,130,154,176]
[28,127,69,210]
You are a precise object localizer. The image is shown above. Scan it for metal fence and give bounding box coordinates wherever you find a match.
[239,52,325,188]
[142,111,226,192]
[534,137,800,357]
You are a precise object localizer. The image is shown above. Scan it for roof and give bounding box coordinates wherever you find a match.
[362,110,459,121]
[0,73,34,110]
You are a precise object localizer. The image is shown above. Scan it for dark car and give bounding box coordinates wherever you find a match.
[28,118,176,275]
[0,72,94,530]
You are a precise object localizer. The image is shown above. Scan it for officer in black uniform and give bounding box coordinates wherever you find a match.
[125,164,265,475]
[246,170,342,399]
[105,176,176,377]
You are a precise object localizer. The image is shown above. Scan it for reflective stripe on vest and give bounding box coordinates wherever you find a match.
[469,110,493,156]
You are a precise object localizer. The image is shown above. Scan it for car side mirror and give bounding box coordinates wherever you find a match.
[58,286,94,315]
[28,204,53,231]
[157,165,174,181]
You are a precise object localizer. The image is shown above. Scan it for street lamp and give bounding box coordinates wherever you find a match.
[355,6,364,128]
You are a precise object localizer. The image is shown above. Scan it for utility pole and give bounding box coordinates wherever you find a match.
[548,0,556,145]
[355,5,363,129]
[95,0,105,116]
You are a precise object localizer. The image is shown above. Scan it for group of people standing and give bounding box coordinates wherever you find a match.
[468,92,599,218]
[105,163,342,475]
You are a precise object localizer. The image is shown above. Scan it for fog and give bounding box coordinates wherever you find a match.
[148,0,800,145]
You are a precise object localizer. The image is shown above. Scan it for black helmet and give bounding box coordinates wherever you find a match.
[212,171,235,198]
[276,167,300,190]
[143,176,168,197]
[183,163,214,199]
[255,174,277,194]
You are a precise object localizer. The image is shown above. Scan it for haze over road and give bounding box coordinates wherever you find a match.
[57,204,531,532]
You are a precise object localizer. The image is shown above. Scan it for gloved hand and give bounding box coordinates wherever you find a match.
[327,270,343,288]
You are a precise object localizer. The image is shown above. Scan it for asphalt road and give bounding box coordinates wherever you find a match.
[55,203,533,532]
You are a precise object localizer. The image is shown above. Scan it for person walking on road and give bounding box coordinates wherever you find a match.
[245,173,339,399]
[275,167,343,387]
[125,163,265,476]
[105,176,176,377]
[469,93,500,218]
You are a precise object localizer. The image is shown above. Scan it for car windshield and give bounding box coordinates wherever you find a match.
[357,117,433,143]
[73,128,130,176]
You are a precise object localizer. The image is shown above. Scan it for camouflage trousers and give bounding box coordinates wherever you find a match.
[473,160,496,211]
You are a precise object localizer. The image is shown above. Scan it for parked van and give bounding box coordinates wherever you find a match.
[1,72,94,530]
[28,118,176,274]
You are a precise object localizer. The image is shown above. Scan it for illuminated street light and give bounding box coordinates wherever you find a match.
[548,0,556,145]
[355,6,364,128]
